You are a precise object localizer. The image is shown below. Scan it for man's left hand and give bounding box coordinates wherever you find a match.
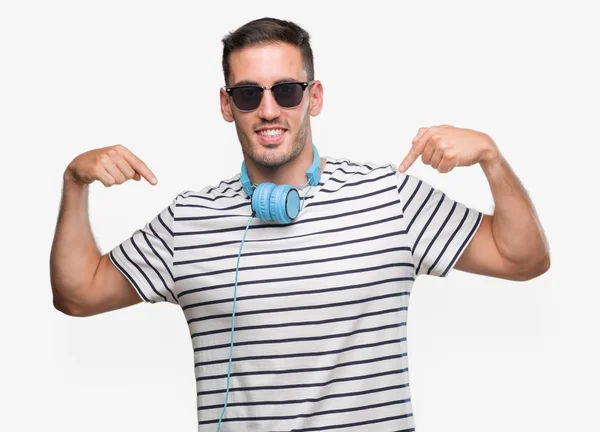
[399,125,500,173]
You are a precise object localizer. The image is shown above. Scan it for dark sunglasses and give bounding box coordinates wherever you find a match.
[224,80,315,112]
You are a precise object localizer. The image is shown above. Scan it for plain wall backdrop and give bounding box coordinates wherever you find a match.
[1,1,598,431]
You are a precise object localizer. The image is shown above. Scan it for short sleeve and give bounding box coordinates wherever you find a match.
[109,196,179,304]
[394,170,484,278]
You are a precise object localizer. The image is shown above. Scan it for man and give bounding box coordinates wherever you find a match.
[50,17,550,432]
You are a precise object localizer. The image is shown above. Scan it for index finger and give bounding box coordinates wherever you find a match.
[399,142,425,173]
[399,127,431,173]
[121,148,158,185]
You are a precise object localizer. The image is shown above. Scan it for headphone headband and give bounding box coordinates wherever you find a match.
[240,144,321,197]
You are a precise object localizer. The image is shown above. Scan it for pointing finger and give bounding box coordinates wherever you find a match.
[400,127,430,173]
[400,142,425,172]
[400,137,429,173]
[122,148,158,185]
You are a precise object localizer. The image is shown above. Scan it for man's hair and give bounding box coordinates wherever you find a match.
[221,17,314,86]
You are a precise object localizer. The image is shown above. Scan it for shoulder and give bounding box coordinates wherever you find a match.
[171,172,248,212]
[325,155,400,181]
[178,172,243,198]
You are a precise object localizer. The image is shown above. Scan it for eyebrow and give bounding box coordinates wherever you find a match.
[231,77,301,87]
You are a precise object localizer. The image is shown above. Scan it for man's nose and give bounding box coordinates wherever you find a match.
[257,89,281,120]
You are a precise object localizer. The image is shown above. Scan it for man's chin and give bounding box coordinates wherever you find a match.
[255,137,289,152]
[251,143,294,167]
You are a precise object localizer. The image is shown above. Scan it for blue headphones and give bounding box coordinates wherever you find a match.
[240,144,321,224]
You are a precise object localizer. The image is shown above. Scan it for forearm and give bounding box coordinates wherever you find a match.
[479,144,550,270]
[50,172,102,312]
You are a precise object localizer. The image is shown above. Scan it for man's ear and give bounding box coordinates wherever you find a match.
[309,80,323,117]
[220,88,234,122]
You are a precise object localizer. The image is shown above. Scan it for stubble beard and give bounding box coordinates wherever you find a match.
[235,107,310,168]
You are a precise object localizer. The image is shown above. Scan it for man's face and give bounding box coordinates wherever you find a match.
[220,42,322,168]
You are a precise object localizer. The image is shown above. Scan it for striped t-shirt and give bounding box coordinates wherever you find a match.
[109,155,483,432]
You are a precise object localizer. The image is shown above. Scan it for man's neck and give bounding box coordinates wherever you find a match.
[244,143,325,187]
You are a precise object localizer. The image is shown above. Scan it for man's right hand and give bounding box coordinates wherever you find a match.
[64,144,157,187]
[52,144,158,316]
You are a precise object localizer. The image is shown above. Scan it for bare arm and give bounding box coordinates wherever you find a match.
[50,145,157,317]
[49,174,139,316]
[400,125,550,281]
[455,154,550,280]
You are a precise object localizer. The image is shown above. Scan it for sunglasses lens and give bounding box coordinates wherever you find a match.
[231,87,263,111]
[229,82,307,111]
[273,83,304,108]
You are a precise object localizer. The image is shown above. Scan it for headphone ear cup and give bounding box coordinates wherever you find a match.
[252,182,276,221]
[270,185,299,224]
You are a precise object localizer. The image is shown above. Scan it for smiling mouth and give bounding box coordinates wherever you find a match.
[256,128,287,143]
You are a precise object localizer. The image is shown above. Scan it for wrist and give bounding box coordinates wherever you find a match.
[63,169,88,189]
[479,136,503,172]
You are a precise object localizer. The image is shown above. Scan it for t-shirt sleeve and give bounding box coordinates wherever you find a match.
[109,196,179,305]
[394,169,484,277]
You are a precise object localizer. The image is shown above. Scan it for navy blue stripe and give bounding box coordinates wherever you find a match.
[405,187,434,232]
[186,280,411,322]
[175,213,250,221]
[290,414,414,432]
[205,178,245,194]
[412,193,445,253]
[174,212,403,251]
[416,201,457,274]
[402,179,422,213]
[427,207,468,275]
[193,322,405,352]
[239,212,404,245]
[175,196,397,228]
[397,173,409,194]
[140,232,177,303]
[176,200,250,211]
[197,367,408,396]
[202,398,411,425]
[305,185,396,208]
[148,222,172,257]
[441,210,483,276]
[324,162,378,172]
[178,160,384,205]
[198,352,407,382]
[109,250,151,303]
[191,306,406,338]
[194,337,406,367]
[175,187,397,236]
[199,383,409,410]
[157,212,173,237]
[180,261,411,300]
[176,246,408,282]
[175,230,409,265]
[180,185,245,201]
[129,237,168,302]
[315,169,395,193]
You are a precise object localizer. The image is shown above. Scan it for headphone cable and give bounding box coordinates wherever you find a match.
[216,213,255,431]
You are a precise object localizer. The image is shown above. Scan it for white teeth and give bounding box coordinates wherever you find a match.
[258,129,284,137]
